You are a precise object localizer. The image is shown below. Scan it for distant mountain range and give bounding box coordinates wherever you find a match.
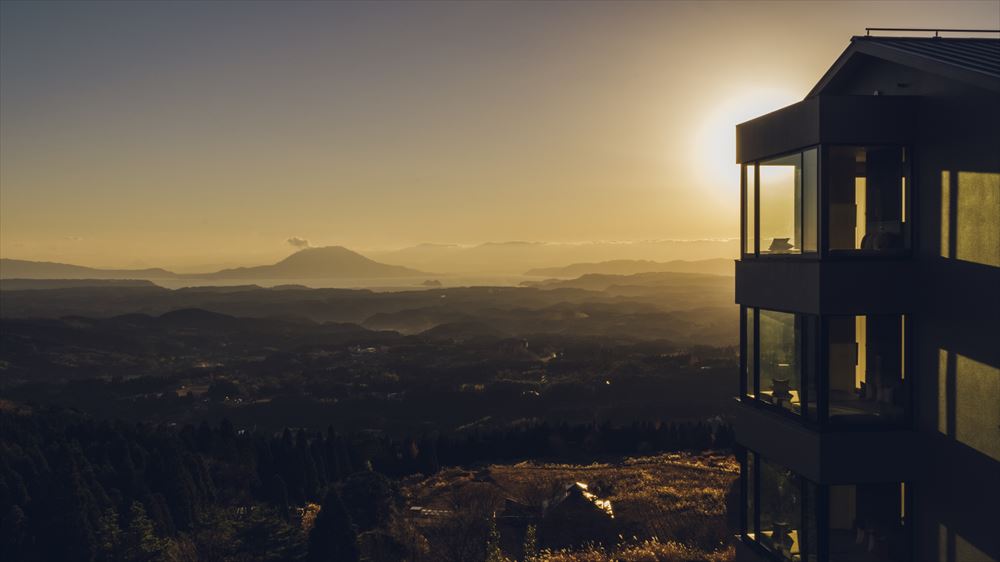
[524,258,733,277]
[368,240,739,274]
[0,279,160,291]
[0,259,176,280]
[1,240,739,282]
[1,270,736,345]
[0,246,427,281]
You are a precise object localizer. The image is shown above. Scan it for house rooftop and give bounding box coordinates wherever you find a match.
[853,36,1000,77]
[809,32,1000,96]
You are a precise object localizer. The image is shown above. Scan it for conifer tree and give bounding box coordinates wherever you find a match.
[122,501,168,562]
[485,516,506,562]
[306,490,358,562]
[523,524,538,562]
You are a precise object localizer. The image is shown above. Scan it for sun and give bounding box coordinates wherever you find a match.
[695,89,800,197]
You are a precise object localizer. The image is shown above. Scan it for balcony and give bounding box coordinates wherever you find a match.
[734,402,921,484]
[735,258,914,314]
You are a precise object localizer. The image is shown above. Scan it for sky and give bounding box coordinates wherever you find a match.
[2,1,998,270]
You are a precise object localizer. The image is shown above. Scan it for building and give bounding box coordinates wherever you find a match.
[732,30,999,562]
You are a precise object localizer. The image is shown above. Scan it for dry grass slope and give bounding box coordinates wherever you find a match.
[402,452,738,562]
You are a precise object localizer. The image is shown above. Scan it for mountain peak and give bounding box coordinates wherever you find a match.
[207,245,426,279]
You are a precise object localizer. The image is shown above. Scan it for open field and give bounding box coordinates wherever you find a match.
[400,452,739,562]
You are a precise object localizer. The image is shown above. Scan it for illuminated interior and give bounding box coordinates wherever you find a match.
[741,145,908,257]
[828,146,910,253]
[743,451,910,562]
[742,308,907,426]
[827,315,907,425]
[745,148,819,256]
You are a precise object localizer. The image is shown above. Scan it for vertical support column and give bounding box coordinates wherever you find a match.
[754,163,761,256]
[740,305,748,398]
[753,308,761,398]
[818,315,829,425]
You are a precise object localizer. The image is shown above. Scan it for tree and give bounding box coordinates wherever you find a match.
[523,525,538,562]
[122,502,168,562]
[307,490,358,562]
[339,472,398,532]
[95,507,123,562]
[484,517,507,562]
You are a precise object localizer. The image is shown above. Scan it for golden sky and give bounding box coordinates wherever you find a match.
[2,1,997,269]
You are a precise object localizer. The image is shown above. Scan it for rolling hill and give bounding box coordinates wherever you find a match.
[368,240,740,274]
[0,258,177,280]
[0,246,427,281]
[524,258,733,277]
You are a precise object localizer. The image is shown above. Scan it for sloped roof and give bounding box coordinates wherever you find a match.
[808,36,1000,96]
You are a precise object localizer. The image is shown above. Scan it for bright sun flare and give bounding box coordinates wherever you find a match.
[695,89,800,197]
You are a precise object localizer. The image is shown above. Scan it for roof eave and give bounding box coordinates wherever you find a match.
[807,38,1000,98]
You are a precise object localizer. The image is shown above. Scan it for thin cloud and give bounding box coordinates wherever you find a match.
[287,237,310,249]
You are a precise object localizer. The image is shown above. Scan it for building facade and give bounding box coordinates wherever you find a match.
[733,32,1000,562]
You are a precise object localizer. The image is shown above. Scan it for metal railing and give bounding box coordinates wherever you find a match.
[864,27,1000,38]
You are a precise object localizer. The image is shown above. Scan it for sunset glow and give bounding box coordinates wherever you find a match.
[1,1,996,271]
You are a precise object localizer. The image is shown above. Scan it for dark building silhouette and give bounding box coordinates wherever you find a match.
[733,30,999,562]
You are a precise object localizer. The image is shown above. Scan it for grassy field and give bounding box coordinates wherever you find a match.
[399,452,739,562]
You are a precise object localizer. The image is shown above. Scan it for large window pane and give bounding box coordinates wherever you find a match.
[760,153,802,255]
[827,315,907,425]
[759,459,802,561]
[744,307,756,398]
[829,483,909,562]
[801,315,819,421]
[802,148,818,253]
[744,452,910,561]
[827,146,909,252]
[744,163,756,255]
[759,310,800,414]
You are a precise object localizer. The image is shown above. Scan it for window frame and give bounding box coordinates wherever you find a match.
[740,143,914,261]
[821,143,914,258]
[740,451,913,562]
[740,306,913,431]
[742,146,820,259]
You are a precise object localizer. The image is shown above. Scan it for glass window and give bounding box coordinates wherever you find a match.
[760,153,801,255]
[758,310,800,414]
[801,315,819,422]
[757,149,818,256]
[827,315,908,425]
[802,149,818,253]
[742,308,908,426]
[743,452,909,562]
[829,483,909,562]
[827,146,909,252]
[744,164,757,255]
[742,308,819,419]
[744,307,756,398]
[758,458,803,561]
